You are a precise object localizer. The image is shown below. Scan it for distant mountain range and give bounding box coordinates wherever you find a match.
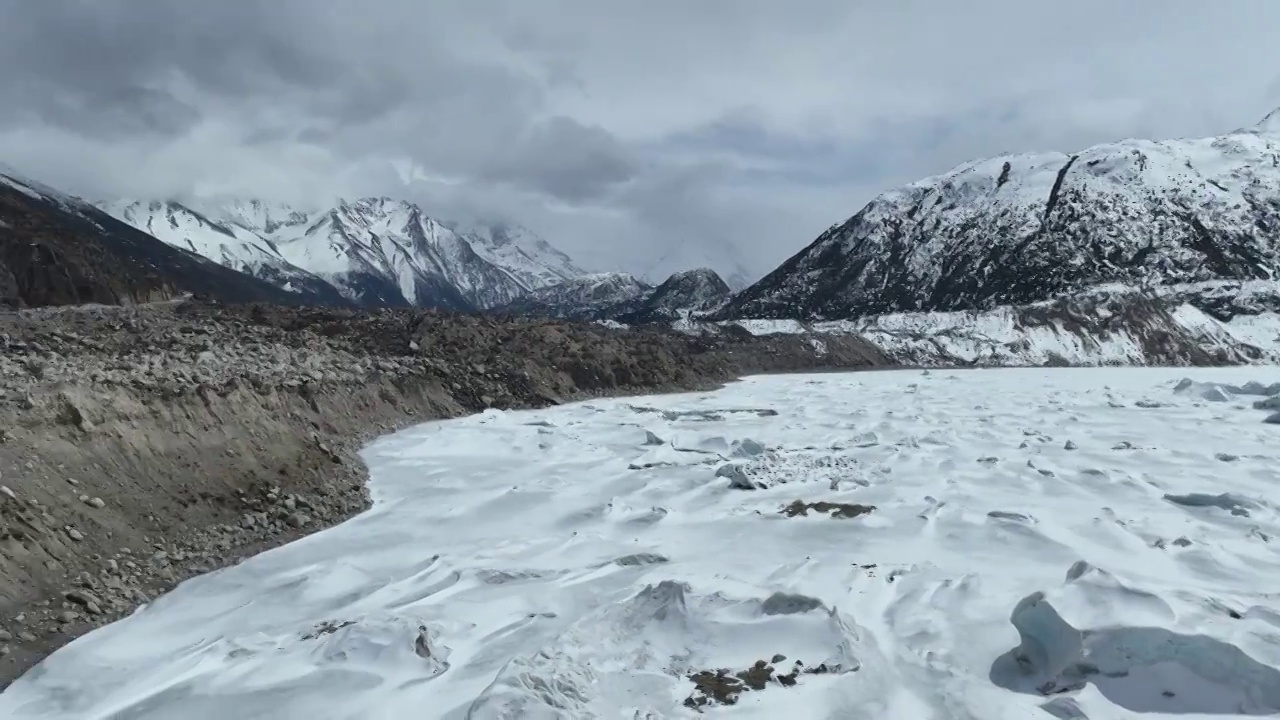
[1,173,735,319]
[9,105,1280,332]
[96,198,586,312]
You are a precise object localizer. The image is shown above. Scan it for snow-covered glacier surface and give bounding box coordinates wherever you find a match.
[6,369,1280,719]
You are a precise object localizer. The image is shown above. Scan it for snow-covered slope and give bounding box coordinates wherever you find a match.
[271,198,530,310]
[9,368,1280,718]
[713,286,1280,368]
[97,200,348,304]
[618,267,733,324]
[450,221,586,291]
[213,198,313,238]
[2,170,324,308]
[723,108,1280,320]
[101,197,592,310]
[494,272,652,320]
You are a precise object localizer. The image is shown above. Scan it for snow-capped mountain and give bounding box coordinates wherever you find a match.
[99,197,590,311]
[2,172,319,308]
[722,108,1280,320]
[98,200,349,305]
[214,198,313,238]
[617,268,732,324]
[448,221,586,291]
[273,197,527,310]
[643,241,756,291]
[493,272,652,320]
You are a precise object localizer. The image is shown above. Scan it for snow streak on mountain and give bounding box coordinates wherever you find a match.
[98,198,588,311]
[723,109,1280,320]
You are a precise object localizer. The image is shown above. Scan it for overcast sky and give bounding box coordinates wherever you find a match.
[2,0,1279,278]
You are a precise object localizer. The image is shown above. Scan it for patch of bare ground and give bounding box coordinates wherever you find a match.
[781,500,876,518]
[684,655,840,710]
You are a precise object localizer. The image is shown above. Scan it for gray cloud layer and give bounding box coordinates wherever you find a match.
[2,0,1279,276]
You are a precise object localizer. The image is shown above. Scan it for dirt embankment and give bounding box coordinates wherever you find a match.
[0,301,891,685]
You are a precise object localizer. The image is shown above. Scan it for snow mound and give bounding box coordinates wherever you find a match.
[466,581,872,718]
[992,591,1280,714]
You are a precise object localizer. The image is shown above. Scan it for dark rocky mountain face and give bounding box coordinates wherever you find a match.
[1,174,332,309]
[492,272,652,321]
[720,114,1280,321]
[494,269,735,324]
[616,268,732,324]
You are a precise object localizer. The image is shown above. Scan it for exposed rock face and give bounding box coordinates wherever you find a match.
[493,272,653,320]
[0,300,891,686]
[1,173,315,309]
[721,110,1280,320]
[618,268,732,324]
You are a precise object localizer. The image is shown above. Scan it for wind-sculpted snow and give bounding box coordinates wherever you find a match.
[5,368,1280,718]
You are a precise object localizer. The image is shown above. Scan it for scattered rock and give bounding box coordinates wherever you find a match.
[684,657,838,709]
[781,500,875,519]
[300,620,356,641]
[613,553,670,567]
[83,496,106,509]
[1063,440,1078,451]
[65,590,103,613]
[761,592,824,616]
[65,527,85,542]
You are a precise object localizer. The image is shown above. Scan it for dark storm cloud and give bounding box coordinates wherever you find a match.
[1,0,1279,276]
[479,116,638,202]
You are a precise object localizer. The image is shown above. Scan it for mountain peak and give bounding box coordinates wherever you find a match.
[721,114,1280,320]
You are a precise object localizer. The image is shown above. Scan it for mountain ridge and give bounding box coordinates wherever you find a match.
[97,197,588,312]
[1,173,329,308]
[720,107,1280,320]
